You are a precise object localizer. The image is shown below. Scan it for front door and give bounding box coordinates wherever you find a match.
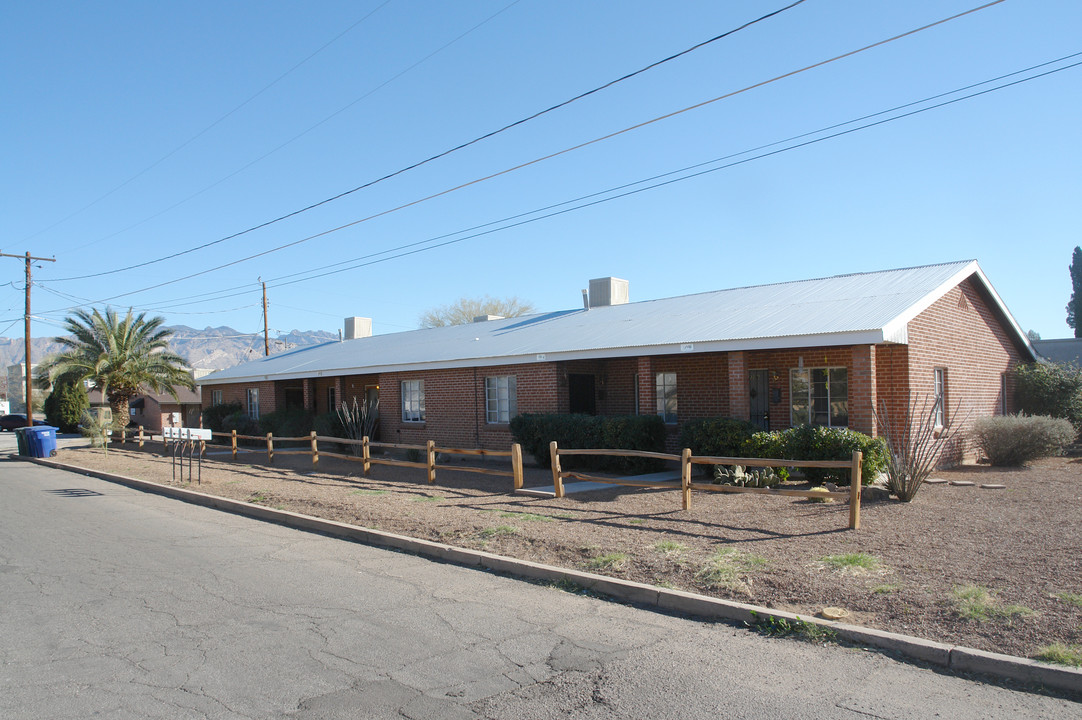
[568,374,596,415]
[749,369,769,430]
[283,387,304,411]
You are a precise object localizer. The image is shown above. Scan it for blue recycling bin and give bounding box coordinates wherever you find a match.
[24,426,58,458]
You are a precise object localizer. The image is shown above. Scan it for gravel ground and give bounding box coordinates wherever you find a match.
[52,441,1082,661]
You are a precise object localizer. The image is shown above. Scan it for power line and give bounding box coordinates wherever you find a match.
[24,0,396,245]
[65,0,525,253]
[48,0,809,282]
[36,44,1074,320]
[60,0,1005,307]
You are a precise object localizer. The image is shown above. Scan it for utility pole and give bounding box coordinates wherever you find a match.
[0,251,57,427]
[261,278,269,356]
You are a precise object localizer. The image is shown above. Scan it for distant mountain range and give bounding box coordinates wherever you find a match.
[0,325,337,377]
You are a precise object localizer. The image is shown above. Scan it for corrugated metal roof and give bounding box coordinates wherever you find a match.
[202,260,1027,384]
[1032,339,1082,365]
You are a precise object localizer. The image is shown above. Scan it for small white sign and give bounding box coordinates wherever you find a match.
[164,427,212,440]
[680,344,695,353]
[536,354,547,361]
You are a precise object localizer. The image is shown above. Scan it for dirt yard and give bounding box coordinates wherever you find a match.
[51,441,1082,661]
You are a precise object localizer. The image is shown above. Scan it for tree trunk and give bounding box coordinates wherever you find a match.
[108,395,131,431]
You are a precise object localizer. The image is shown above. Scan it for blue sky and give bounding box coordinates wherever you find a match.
[2,0,1079,345]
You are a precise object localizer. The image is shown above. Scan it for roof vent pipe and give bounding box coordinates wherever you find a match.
[581,289,590,310]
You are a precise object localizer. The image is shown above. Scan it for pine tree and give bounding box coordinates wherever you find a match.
[1068,246,1082,338]
[43,378,89,433]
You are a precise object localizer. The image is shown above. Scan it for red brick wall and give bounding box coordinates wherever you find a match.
[901,277,1027,462]
[378,363,559,450]
[201,381,275,420]
[743,347,860,432]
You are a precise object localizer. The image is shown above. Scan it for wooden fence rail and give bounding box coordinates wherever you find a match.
[206,430,524,490]
[548,441,863,530]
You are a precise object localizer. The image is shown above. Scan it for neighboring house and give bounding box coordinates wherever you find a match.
[86,389,112,426]
[128,387,203,432]
[198,260,1036,463]
[1031,338,1082,366]
[6,363,36,412]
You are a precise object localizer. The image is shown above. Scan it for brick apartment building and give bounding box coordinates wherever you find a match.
[198,261,1035,460]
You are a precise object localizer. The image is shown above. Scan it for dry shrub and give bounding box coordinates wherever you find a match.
[971,414,1075,466]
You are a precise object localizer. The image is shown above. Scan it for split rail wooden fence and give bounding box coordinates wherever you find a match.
[207,430,524,490]
[549,441,863,530]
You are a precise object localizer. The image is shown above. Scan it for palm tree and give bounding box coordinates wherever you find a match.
[37,308,194,428]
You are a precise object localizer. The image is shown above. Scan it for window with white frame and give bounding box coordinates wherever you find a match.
[934,368,946,427]
[656,372,677,424]
[247,388,259,420]
[401,380,425,422]
[790,368,847,427]
[485,376,517,424]
[211,389,223,406]
[1000,373,1008,415]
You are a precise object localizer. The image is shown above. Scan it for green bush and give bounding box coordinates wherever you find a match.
[971,414,1075,466]
[509,413,666,474]
[221,411,261,441]
[313,412,345,439]
[744,431,788,461]
[1014,362,1082,431]
[44,379,89,433]
[741,425,886,486]
[259,408,313,439]
[203,402,242,432]
[679,417,759,458]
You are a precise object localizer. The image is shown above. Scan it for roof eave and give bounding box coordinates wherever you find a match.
[198,330,891,384]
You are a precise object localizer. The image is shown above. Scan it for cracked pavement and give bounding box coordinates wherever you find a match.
[1,459,1077,719]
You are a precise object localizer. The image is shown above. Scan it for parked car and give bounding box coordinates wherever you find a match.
[0,414,48,431]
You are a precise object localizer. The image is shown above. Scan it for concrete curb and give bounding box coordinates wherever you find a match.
[28,456,1082,696]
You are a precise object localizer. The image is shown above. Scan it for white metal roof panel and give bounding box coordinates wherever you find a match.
[201,260,1026,384]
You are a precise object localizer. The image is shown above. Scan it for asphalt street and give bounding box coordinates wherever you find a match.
[1,457,1078,719]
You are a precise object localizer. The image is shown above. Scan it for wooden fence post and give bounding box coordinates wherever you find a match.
[362,436,370,476]
[549,441,564,499]
[231,429,237,459]
[311,431,319,466]
[426,440,436,484]
[511,443,524,490]
[138,425,144,448]
[849,450,863,530]
[681,447,692,510]
[267,432,274,464]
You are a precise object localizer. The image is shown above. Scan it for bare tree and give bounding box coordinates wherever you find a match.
[419,296,535,328]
